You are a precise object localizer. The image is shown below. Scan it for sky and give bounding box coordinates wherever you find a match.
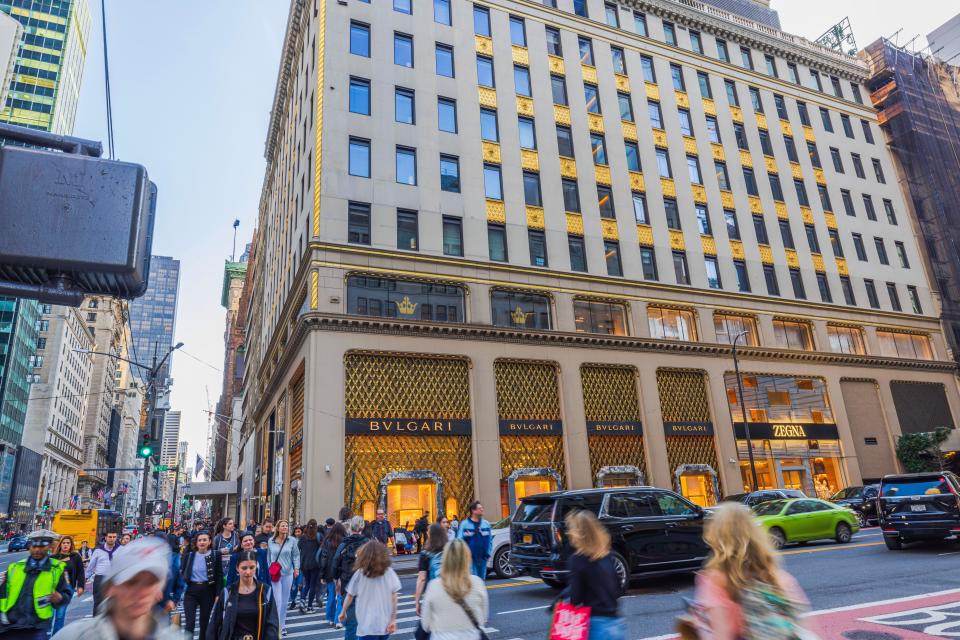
[69,2,958,469]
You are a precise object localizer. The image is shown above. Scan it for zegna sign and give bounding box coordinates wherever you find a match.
[734,422,840,440]
[345,418,472,435]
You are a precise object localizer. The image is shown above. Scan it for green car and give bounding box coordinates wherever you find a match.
[754,498,860,548]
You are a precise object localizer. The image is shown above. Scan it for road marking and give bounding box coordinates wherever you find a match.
[781,541,883,555]
[487,579,542,590]
[498,605,549,615]
[937,550,960,556]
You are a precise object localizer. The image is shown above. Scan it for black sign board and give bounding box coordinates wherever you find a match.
[663,421,714,436]
[498,420,563,435]
[345,418,472,436]
[734,422,839,440]
[586,421,643,435]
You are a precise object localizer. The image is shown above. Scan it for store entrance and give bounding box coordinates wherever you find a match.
[599,472,641,488]
[500,474,558,518]
[778,460,809,493]
[386,479,436,529]
[679,471,715,507]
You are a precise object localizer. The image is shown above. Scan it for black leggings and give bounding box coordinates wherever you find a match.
[183,583,216,639]
[301,568,321,607]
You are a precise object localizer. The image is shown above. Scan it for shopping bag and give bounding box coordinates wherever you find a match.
[549,601,590,640]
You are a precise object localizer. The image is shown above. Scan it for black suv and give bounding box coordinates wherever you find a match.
[721,489,806,508]
[878,472,960,550]
[509,487,708,590]
[830,485,880,528]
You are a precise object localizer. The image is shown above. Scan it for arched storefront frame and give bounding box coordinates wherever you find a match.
[673,463,720,504]
[596,465,645,487]
[505,467,563,517]
[377,470,445,522]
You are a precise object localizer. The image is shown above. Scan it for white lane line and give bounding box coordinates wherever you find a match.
[937,551,960,556]
[498,605,549,615]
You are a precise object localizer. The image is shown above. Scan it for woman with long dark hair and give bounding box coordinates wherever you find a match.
[414,524,448,617]
[178,530,223,640]
[298,519,322,613]
[213,517,240,576]
[50,536,85,634]
[207,550,280,640]
[227,532,269,585]
[320,522,346,626]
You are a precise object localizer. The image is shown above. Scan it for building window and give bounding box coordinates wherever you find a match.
[852,234,867,261]
[764,264,780,296]
[874,237,889,265]
[872,159,886,183]
[434,0,451,24]
[663,21,676,46]
[877,330,933,360]
[442,217,463,256]
[618,93,634,122]
[640,246,658,280]
[743,167,758,196]
[648,101,663,128]
[695,204,712,235]
[670,64,685,91]
[479,108,498,141]
[509,15,526,46]
[732,123,748,151]
[395,87,415,124]
[753,214,768,244]
[528,229,548,267]
[787,63,800,84]
[773,319,813,350]
[439,155,460,192]
[690,30,703,55]
[573,0,587,17]
[819,107,833,132]
[724,374,834,425]
[348,138,370,177]
[610,47,626,74]
[784,136,799,163]
[715,161,730,190]
[830,148,843,173]
[673,251,690,285]
[817,273,832,303]
[648,305,697,340]
[514,65,532,97]
[715,313,758,346]
[657,149,672,178]
[545,27,562,56]
[862,195,876,220]
[488,224,508,261]
[632,192,647,224]
[864,279,880,308]
[396,147,417,185]
[640,55,656,83]
[705,115,720,143]
[603,2,619,26]
[523,172,542,206]
[768,174,784,201]
[435,44,454,77]
[347,202,371,245]
[473,5,491,36]
[883,199,898,225]
[483,164,502,200]
[591,134,607,165]
[491,290,551,329]
[779,219,795,249]
[604,241,623,276]
[841,190,855,216]
[551,75,568,105]
[394,33,414,67]
[797,101,810,125]
[634,11,647,36]
[894,241,909,268]
[885,282,902,311]
[687,155,702,184]
[724,79,739,107]
[394,0,412,14]
[349,77,370,115]
[704,256,721,289]
[578,37,594,65]
[716,39,729,62]
[724,209,740,239]
[575,299,627,335]
[437,98,457,133]
[805,224,820,253]
[829,229,844,257]
[841,114,854,138]
[774,94,788,120]
[852,153,865,179]
[396,210,419,250]
[740,46,753,70]
[350,22,370,57]
[810,69,824,91]
[597,185,615,219]
[584,84,601,114]
[518,117,536,149]
[476,56,495,87]
[556,125,574,158]
[568,235,587,272]
[664,198,681,230]
[734,260,750,292]
[840,276,856,305]
[818,184,832,211]
[562,179,581,213]
[790,268,806,299]
[908,286,922,314]
[861,119,874,143]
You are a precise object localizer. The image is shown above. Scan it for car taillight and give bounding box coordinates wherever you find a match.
[882,528,898,533]
[554,527,563,546]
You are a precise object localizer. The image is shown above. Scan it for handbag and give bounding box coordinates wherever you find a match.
[414,621,430,640]
[452,593,489,640]
[268,538,288,583]
[549,601,590,640]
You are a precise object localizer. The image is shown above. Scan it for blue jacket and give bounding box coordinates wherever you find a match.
[456,517,493,559]
[226,547,269,586]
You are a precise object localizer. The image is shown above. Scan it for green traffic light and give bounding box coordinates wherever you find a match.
[139,445,153,457]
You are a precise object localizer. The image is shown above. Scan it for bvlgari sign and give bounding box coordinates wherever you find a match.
[586,421,643,435]
[734,422,839,440]
[663,422,714,436]
[346,418,472,435]
[498,420,563,435]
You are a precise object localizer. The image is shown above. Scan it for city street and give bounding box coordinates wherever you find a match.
[59,529,960,639]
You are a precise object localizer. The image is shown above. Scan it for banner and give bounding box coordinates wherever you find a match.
[586,421,643,435]
[734,422,839,440]
[498,420,563,435]
[345,418,472,436]
[663,422,714,436]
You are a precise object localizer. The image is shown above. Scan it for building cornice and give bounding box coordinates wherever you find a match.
[264,0,306,165]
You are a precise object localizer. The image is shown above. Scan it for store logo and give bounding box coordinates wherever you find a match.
[511,306,529,325]
[663,422,714,436]
[345,418,471,436]
[772,424,807,438]
[395,296,418,316]
[498,419,563,435]
[587,421,642,435]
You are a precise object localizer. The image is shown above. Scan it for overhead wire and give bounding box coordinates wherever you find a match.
[100,0,116,159]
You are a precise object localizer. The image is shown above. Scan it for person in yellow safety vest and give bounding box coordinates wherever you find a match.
[0,533,71,640]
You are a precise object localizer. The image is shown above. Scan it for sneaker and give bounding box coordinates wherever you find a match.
[334,623,343,630]
[281,628,288,637]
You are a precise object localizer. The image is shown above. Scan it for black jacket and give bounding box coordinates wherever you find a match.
[179,549,224,590]
[332,534,367,585]
[53,552,85,591]
[206,581,278,640]
[299,535,321,572]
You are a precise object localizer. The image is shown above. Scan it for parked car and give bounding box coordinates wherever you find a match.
[721,489,806,508]
[830,484,880,528]
[878,472,960,550]
[753,498,859,548]
[509,487,708,590]
[487,517,518,578]
[6,535,27,552]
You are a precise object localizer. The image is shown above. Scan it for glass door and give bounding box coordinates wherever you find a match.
[776,458,812,495]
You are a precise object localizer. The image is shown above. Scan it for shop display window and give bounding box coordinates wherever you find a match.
[877,330,933,360]
[714,313,759,346]
[347,275,465,322]
[724,373,833,424]
[574,299,628,335]
[648,306,697,341]
[773,319,814,350]
[491,290,552,329]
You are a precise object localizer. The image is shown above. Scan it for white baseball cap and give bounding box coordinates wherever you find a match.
[106,537,169,585]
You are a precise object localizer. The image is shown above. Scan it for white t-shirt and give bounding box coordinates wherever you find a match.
[346,567,402,636]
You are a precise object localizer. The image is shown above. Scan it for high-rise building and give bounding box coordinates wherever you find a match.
[159,411,181,500]
[928,13,960,65]
[112,356,144,521]
[0,12,21,107]
[244,0,960,523]
[128,256,181,385]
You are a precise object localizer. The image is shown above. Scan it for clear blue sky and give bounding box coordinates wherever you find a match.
[70,2,957,467]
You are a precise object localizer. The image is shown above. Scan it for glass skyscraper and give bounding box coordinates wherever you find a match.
[128,256,181,383]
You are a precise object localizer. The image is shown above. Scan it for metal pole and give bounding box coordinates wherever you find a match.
[732,331,760,492]
[170,464,180,526]
[140,345,158,531]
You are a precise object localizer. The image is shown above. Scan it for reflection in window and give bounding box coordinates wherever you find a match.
[574,299,627,335]
[491,290,551,329]
[827,325,865,355]
[773,319,813,351]
[876,331,933,360]
[648,306,697,341]
[724,373,834,424]
[347,275,465,322]
[714,314,759,346]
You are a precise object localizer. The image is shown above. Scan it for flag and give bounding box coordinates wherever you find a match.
[69,495,79,509]
[196,454,204,475]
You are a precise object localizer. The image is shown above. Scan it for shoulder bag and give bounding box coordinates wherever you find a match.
[268,538,288,583]
[452,592,489,640]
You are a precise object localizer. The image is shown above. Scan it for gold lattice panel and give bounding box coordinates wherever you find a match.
[494,359,560,420]
[581,365,641,421]
[588,435,645,481]
[344,435,474,526]
[656,369,711,423]
[665,435,719,489]
[499,435,566,485]
[289,370,305,482]
[345,352,471,419]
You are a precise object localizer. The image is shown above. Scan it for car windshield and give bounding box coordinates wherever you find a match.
[721,494,748,503]
[882,477,952,497]
[513,500,555,523]
[831,487,858,500]
[753,500,787,516]
[491,516,511,529]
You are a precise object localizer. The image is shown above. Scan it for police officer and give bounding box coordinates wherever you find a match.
[0,531,71,640]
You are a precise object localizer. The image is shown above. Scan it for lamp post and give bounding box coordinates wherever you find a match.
[731,330,759,492]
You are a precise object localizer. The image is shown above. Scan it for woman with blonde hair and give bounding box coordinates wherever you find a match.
[564,509,626,640]
[690,502,815,639]
[421,539,488,640]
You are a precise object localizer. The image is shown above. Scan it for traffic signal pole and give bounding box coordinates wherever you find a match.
[139,346,158,532]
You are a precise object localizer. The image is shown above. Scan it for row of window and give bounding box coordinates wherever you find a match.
[343,275,934,359]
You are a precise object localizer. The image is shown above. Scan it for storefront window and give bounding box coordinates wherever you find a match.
[828,324,866,355]
[444,497,459,520]
[877,330,933,360]
[347,275,466,322]
[680,472,713,507]
[773,319,814,350]
[386,479,436,528]
[714,313,759,346]
[736,439,844,498]
[361,500,376,522]
[724,373,834,424]
[574,299,628,335]
[648,306,697,341]
[491,290,552,329]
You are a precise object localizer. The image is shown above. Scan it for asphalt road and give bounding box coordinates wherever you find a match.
[57,528,960,639]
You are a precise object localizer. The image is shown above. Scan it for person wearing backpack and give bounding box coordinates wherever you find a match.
[420,540,489,640]
[687,502,816,640]
[333,516,368,639]
[455,502,492,579]
[267,520,301,636]
[320,522,346,626]
[414,524,448,623]
[298,520,323,613]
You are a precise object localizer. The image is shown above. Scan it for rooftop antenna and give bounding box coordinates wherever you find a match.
[231,219,240,261]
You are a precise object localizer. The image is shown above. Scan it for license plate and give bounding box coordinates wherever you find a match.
[523,534,533,543]
[910,504,927,512]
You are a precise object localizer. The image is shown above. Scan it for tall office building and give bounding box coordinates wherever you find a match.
[159,411,181,501]
[128,257,181,385]
[244,0,959,524]
[0,12,21,107]
[927,13,960,65]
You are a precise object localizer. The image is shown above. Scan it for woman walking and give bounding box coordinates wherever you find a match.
[420,539,489,640]
[564,510,626,640]
[298,519,323,613]
[414,524,448,617]
[179,529,224,640]
[289,525,304,609]
[320,522,346,626]
[338,541,401,639]
[227,532,270,585]
[50,536,85,635]
[213,517,240,576]
[268,519,301,636]
[207,550,280,640]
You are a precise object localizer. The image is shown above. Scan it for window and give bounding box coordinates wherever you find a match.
[830,148,844,173]
[656,149,672,178]
[509,16,526,46]
[434,0,451,24]
[829,229,843,257]
[394,0,412,13]
[347,202,371,244]
[350,22,370,56]
[618,93,634,122]
[874,237,889,265]
[704,256,721,288]
[663,21,676,46]
[810,69,823,92]
[562,179,580,212]
[908,286,922,314]
[749,86,763,113]
[778,219,794,249]
[764,264,780,295]
[841,190,854,216]
[568,235,587,272]
[483,163,502,199]
[435,44,454,77]
[828,325,865,354]
[394,33,414,67]
[883,199,898,225]
[597,185,615,218]
[806,141,819,167]
[640,247,658,280]
[705,116,720,144]
[716,39,729,62]
[443,217,463,256]
[349,77,370,115]
[696,71,712,99]
[743,167,758,196]
[578,37,594,66]
[724,79,739,106]
[715,313,758,345]
[648,305,696,340]
[574,299,627,335]
[573,0,587,17]
[438,98,457,132]
[611,47,626,74]
[695,204,711,234]
[648,101,663,128]
[690,30,703,54]
[819,107,833,132]
[724,209,740,239]
[476,56,495,87]
[348,138,370,177]
[753,214,768,244]
[877,330,933,359]
[670,64,685,91]
[625,142,641,172]
[551,75,568,105]
[528,230,548,267]
[640,55,656,83]
[768,174,784,201]
[852,233,867,261]
[514,65,532,96]
[796,100,811,126]
[790,268,806,299]
[438,155,460,192]
[805,224,820,253]
[840,276,856,305]
[734,260,750,292]
[491,290,551,329]
[488,224,508,261]
[678,108,693,136]
[715,162,730,192]
[831,75,843,97]
[545,27,562,56]
[852,153,865,178]
[864,279,880,308]
[784,136,799,163]
[591,134,607,165]
[604,3,619,27]
[841,114,854,138]
[895,241,909,268]
[887,283,901,311]
[758,129,773,156]
[852,84,864,104]
[773,319,813,350]
[480,108,498,141]
[395,87,415,124]
[818,184,832,211]
[584,84,601,113]
[632,192,647,223]
[664,198,681,229]
[518,117,536,149]
[817,273,832,303]
[397,210,419,250]
[673,251,690,285]
[634,12,647,36]
[733,123,748,150]
[556,125,574,157]
[873,159,886,183]
[794,179,809,207]
[740,46,753,70]
[605,241,623,276]
[863,194,876,220]
[687,155,702,184]
[473,6,490,36]
[396,147,417,185]
[859,119,875,144]
[787,63,800,84]
[765,54,777,77]
[523,171,542,206]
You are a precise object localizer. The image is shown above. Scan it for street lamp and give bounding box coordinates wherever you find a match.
[731,330,760,492]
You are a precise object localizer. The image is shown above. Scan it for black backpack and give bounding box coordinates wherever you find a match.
[339,538,364,584]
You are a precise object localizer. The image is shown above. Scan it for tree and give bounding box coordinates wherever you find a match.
[896,427,952,473]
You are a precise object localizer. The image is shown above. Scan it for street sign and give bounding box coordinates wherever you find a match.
[155,465,169,472]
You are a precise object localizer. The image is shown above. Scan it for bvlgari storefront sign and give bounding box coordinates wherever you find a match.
[498,420,563,435]
[586,421,643,435]
[663,422,714,436]
[734,422,839,440]
[345,418,472,435]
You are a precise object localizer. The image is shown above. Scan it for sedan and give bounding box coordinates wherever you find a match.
[754,498,860,549]
[6,535,27,552]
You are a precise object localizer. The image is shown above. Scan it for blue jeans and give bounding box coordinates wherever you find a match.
[49,604,68,636]
[588,616,626,640]
[470,555,488,580]
[344,601,358,640]
[359,636,389,640]
[291,572,302,604]
[325,582,341,623]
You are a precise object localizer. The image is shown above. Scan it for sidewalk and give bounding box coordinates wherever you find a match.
[392,552,420,576]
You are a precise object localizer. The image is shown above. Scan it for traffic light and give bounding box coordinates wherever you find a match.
[137,433,153,458]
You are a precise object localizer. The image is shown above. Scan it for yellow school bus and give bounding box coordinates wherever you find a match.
[52,509,124,548]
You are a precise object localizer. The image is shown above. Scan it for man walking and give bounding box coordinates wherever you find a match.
[0,532,71,640]
[456,501,493,579]
[333,517,368,639]
[84,532,119,614]
[370,510,393,552]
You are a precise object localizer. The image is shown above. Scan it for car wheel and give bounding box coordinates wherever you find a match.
[884,537,903,551]
[493,546,517,579]
[541,576,564,591]
[855,511,867,529]
[610,551,629,592]
[835,522,852,544]
[769,527,786,549]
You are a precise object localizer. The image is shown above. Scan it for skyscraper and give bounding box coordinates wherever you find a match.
[128,256,181,384]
